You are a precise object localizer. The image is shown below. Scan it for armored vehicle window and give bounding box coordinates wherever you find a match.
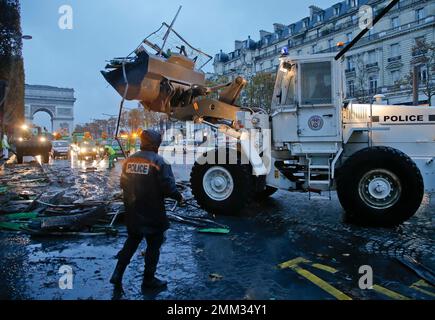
[284,71,295,105]
[301,62,332,105]
[273,63,295,107]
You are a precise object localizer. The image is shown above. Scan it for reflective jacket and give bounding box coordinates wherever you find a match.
[105,146,116,156]
[120,150,182,234]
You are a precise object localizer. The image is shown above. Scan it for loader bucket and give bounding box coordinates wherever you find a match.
[101,51,150,102]
[101,50,206,114]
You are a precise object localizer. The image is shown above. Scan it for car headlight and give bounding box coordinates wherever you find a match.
[92,148,97,152]
[80,148,87,153]
[99,148,104,152]
[18,137,24,142]
[39,137,47,142]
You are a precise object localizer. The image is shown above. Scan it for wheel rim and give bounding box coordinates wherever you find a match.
[202,166,234,201]
[358,169,401,209]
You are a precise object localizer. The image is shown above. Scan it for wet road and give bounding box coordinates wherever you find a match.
[0,155,434,300]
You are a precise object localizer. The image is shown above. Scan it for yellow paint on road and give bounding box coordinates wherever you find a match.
[372,285,410,300]
[410,280,435,298]
[291,265,352,300]
[311,263,338,274]
[278,257,311,269]
[279,257,350,300]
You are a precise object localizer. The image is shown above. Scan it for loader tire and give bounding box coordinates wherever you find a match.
[336,147,424,227]
[253,175,278,200]
[255,186,278,200]
[190,151,254,215]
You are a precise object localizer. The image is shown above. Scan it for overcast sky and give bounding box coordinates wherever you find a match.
[22,0,336,127]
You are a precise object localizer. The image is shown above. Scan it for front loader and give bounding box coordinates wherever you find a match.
[102,1,434,227]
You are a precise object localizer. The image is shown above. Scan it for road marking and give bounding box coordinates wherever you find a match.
[311,263,338,274]
[292,265,352,300]
[372,284,410,300]
[279,257,351,300]
[278,257,311,269]
[410,280,435,298]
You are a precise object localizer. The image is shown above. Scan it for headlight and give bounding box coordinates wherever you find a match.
[92,148,97,152]
[39,137,47,142]
[80,147,87,153]
[99,148,104,152]
[18,137,24,142]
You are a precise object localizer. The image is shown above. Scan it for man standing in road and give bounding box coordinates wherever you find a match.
[110,130,183,290]
[104,145,117,169]
[1,133,10,160]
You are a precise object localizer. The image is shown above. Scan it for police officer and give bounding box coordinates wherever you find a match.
[110,130,183,290]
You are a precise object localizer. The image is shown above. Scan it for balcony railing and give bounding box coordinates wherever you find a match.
[387,56,402,63]
[254,49,278,61]
[366,62,379,69]
[412,48,428,57]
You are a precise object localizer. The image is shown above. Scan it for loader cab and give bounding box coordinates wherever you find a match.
[271,54,344,145]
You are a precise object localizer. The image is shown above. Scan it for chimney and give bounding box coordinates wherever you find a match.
[260,30,271,39]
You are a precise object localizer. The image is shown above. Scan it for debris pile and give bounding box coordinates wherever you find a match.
[0,162,229,237]
[0,162,122,236]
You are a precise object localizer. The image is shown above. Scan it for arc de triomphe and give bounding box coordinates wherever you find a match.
[24,84,75,135]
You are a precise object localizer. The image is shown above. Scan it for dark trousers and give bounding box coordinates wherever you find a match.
[117,231,165,279]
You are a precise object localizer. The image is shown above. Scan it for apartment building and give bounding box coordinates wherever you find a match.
[213,0,435,105]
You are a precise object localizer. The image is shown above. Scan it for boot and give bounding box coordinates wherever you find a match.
[141,275,167,290]
[110,261,128,287]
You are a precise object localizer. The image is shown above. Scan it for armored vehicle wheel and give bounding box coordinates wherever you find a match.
[190,151,254,215]
[336,147,424,227]
[16,152,23,164]
[42,153,50,164]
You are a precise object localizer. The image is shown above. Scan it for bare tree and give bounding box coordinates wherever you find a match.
[244,72,276,112]
[352,55,371,103]
[401,39,435,105]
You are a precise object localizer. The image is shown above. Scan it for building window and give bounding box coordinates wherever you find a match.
[318,13,324,22]
[297,49,302,56]
[391,70,400,84]
[368,50,377,64]
[334,6,340,16]
[351,14,358,24]
[328,39,334,49]
[391,17,399,29]
[346,32,353,43]
[311,44,317,54]
[369,76,378,94]
[347,80,355,97]
[347,57,355,70]
[391,43,400,57]
[419,65,428,84]
[416,8,425,21]
[348,0,357,7]
[304,19,309,28]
